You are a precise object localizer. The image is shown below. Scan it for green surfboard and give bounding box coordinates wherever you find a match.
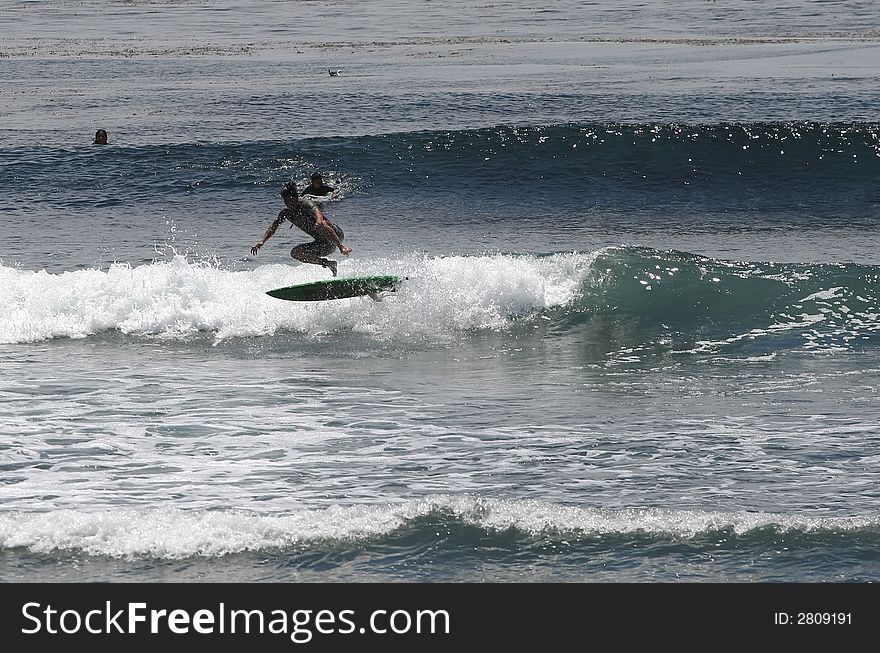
[266,274,403,302]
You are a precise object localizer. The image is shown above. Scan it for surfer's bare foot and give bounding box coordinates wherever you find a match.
[324,260,338,276]
[340,246,352,256]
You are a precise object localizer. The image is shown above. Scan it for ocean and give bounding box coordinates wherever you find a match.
[2,0,880,586]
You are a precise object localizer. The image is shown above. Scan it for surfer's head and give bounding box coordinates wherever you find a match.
[281,181,299,200]
[309,172,323,187]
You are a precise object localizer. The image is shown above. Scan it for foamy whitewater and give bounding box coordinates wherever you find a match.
[2,0,880,583]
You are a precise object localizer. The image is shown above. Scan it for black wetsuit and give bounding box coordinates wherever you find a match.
[300,184,336,198]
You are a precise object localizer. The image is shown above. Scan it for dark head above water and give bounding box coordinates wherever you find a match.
[93,129,108,145]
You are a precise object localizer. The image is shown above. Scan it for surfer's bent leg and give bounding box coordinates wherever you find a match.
[291,240,338,276]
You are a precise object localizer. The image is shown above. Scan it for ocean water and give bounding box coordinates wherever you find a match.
[2,0,880,583]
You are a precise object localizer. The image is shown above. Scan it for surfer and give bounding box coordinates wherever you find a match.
[250,181,352,276]
[301,172,337,199]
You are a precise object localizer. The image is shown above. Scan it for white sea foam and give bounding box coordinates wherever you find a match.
[0,252,596,345]
[0,497,873,559]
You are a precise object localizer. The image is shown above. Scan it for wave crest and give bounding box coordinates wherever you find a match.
[3,248,878,355]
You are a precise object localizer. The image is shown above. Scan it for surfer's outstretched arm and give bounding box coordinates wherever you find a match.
[251,216,284,255]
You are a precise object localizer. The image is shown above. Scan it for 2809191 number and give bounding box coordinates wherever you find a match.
[797,613,852,625]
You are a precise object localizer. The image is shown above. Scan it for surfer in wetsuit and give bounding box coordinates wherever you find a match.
[250,181,352,276]
[300,172,337,199]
